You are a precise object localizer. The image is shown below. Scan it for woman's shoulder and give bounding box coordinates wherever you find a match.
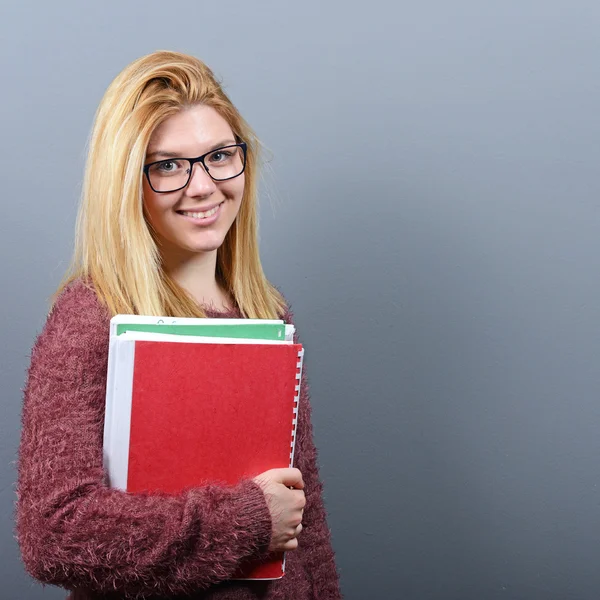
[39,278,110,347]
[53,276,101,305]
[50,277,107,318]
[273,286,293,323]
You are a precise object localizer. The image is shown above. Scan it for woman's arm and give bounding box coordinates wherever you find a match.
[285,307,342,599]
[16,282,272,598]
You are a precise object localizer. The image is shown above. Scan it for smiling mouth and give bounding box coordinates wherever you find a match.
[178,203,222,220]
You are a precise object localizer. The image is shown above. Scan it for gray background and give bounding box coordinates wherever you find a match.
[2,1,600,598]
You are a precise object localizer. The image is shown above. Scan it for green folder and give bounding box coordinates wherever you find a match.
[115,322,287,341]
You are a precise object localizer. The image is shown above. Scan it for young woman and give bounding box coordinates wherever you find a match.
[17,51,341,600]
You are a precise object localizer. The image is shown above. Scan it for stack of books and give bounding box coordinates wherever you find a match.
[102,315,304,580]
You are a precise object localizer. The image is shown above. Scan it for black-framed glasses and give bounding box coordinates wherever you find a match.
[143,142,247,193]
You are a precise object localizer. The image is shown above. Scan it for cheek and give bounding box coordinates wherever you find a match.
[222,174,245,203]
[142,184,171,233]
[224,177,244,212]
[142,180,155,214]
[142,191,158,225]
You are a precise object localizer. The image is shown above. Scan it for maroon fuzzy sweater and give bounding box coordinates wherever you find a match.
[16,280,341,599]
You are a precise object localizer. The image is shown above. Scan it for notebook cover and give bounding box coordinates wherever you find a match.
[127,340,303,579]
[104,319,292,461]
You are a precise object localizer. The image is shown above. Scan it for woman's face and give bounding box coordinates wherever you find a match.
[142,104,245,260]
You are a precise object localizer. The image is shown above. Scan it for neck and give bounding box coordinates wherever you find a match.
[161,247,232,312]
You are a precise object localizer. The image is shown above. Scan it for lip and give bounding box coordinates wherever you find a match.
[176,201,224,214]
[176,201,224,226]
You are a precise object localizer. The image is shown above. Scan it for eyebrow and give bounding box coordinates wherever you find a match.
[146,139,237,162]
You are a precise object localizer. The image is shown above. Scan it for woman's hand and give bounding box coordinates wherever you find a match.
[253,468,306,552]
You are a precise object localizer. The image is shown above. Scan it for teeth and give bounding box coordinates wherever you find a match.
[181,205,219,219]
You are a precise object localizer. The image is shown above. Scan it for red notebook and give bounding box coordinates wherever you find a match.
[105,337,304,580]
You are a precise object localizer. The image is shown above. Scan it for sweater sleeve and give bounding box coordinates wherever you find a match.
[284,307,342,599]
[16,282,272,598]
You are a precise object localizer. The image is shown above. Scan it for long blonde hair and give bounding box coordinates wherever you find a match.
[57,50,285,319]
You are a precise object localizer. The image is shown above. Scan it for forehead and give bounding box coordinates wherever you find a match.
[147,105,234,154]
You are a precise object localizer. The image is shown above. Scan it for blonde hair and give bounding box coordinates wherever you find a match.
[57,50,285,319]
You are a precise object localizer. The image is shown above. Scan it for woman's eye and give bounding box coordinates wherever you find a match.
[148,159,187,176]
[159,160,178,172]
[208,150,233,164]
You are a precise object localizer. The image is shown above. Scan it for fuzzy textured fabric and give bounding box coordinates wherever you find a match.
[16,280,341,599]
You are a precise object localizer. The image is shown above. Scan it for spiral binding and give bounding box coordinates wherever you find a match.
[289,347,304,468]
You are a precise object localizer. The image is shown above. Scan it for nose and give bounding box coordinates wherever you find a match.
[186,162,217,197]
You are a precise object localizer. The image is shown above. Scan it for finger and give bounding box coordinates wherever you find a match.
[296,491,306,509]
[282,537,299,551]
[287,523,302,540]
[279,468,304,489]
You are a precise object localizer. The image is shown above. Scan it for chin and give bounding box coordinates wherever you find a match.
[189,244,224,254]
[185,235,228,254]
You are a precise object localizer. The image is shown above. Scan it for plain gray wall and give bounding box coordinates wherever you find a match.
[2,1,600,598]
